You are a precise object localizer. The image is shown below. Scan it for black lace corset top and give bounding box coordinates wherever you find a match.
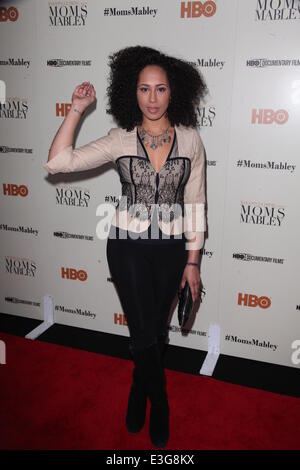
[110,128,191,243]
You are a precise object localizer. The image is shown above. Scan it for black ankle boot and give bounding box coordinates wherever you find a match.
[126,365,147,433]
[132,343,169,448]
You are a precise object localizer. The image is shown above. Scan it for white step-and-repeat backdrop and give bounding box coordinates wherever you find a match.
[1,0,299,369]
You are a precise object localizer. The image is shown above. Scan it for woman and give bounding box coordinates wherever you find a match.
[44,46,208,448]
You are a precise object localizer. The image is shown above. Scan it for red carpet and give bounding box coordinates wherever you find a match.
[0,332,299,450]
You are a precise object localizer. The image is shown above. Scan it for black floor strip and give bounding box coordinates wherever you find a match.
[0,312,299,397]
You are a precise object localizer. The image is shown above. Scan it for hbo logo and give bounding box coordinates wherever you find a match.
[180,1,216,18]
[61,267,88,281]
[252,108,289,125]
[238,293,271,309]
[3,184,28,197]
[0,7,18,22]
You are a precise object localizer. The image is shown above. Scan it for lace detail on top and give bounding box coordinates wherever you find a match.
[112,128,192,243]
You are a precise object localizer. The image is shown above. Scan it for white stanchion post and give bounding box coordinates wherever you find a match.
[200,323,221,376]
[0,340,6,365]
[25,295,54,340]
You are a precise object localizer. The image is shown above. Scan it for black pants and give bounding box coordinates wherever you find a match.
[106,237,188,351]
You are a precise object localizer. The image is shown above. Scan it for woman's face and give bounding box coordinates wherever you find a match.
[136,65,171,122]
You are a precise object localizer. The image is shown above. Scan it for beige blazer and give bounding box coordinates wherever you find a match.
[44,124,207,249]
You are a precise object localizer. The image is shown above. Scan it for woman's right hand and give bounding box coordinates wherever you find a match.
[71,81,96,114]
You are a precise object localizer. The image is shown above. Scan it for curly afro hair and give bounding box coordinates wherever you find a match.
[105,45,208,131]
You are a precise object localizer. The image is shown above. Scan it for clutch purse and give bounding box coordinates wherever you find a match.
[177,280,194,327]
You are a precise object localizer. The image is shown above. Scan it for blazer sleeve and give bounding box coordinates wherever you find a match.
[43,127,118,174]
[183,128,207,250]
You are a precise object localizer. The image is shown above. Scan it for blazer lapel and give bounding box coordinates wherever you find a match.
[174,124,185,156]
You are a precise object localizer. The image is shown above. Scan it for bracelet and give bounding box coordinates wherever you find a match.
[186,262,199,267]
[72,107,84,116]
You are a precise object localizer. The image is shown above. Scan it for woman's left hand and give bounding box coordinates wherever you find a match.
[180,265,202,303]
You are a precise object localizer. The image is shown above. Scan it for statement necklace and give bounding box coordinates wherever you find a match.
[139,126,171,150]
